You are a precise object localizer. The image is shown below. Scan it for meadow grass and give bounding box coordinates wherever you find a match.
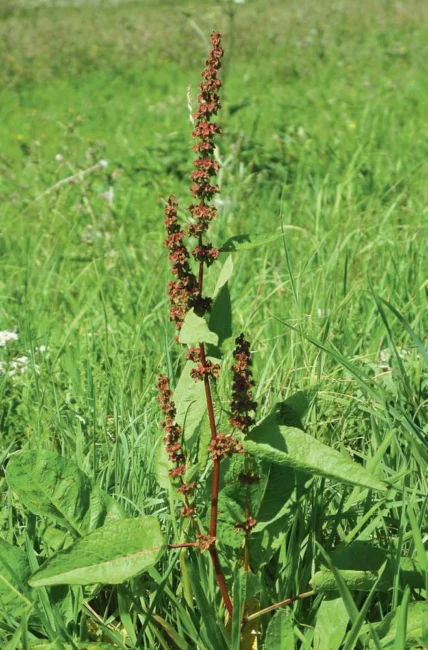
[0,1,427,648]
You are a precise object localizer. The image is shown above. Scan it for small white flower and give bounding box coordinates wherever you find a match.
[8,356,39,376]
[55,153,65,162]
[98,159,108,169]
[0,330,18,347]
[37,345,47,353]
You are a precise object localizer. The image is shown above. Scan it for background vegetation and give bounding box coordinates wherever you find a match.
[0,0,427,648]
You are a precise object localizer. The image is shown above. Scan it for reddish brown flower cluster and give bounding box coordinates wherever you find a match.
[188,32,223,245]
[234,517,257,534]
[157,374,196,517]
[192,243,219,266]
[157,374,186,475]
[190,359,221,382]
[196,534,216,552]
[230,334,257,434]
[164,197,199,333]
[207,433,244,460]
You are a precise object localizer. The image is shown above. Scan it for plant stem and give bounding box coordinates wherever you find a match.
[243,456,252,572]
[168,542,198,549]
[245,590,316,622]
[197,257,233,616]
[209,547,233,615]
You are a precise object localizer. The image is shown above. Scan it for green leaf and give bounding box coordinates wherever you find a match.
[216,455,270,550]
[311,541,426,593]
[249,464,307,569]
[213,255,234,296]
[314,597,349,650]
[244,422,386,491]
[208,285,232,352]
[394,587,410,650]
[219,232,283,253]
[7,450,124,536]
[29,516,165,587]
[154,434,170,490]
[28,641,116,650]
[0,537,32,618]
[178,309,218,346]
[209,256,233,352]
[264,609,294,649]
[369,601,428,649]
[261,392,311,431]
[174,360,207,444]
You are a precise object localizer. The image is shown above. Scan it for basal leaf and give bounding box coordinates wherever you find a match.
[29,516,165,587]
[369,601,428,649]
[314,597,349,650]
[7,450,124,536]
[244,422,386,491]
[264,609,294,649]
[0,537,32,618]
[178,310,218,346]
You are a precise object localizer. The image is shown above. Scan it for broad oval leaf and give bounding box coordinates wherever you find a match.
[7,450,124,536]
[314,597,349,650]
[264,609,294,649]
[29,516,165,587]
[244,423,386,491]
[178,310,218,346]
[0,537,32,618]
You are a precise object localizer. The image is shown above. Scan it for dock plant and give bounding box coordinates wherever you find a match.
[2,28,427,650]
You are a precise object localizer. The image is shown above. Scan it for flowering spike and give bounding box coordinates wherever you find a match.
[157,374,196,510]
[230,333,257,434]
[164,197,199,333]
[188,32,223,266]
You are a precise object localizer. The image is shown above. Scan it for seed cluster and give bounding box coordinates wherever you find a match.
[164,197,199,333]
[157,374,196,514]
[207,433,244,460]
[230,334,258,434]
[189,31,223,241]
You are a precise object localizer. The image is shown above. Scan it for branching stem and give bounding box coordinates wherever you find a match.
[245,590,316,622]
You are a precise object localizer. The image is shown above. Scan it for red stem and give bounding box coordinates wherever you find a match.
[209,548,233,615]
[197,252,233,615]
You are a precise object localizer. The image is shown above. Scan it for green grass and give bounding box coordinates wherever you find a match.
[0,0,427,648]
